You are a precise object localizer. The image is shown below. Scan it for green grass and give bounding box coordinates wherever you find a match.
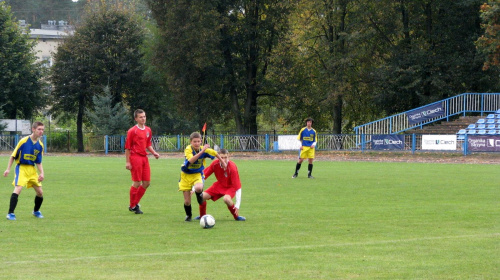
[1,155,499,279]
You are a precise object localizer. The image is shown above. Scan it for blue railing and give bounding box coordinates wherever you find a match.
[354,93,500,136]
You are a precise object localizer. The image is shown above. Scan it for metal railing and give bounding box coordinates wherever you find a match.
[354,93,500,136]
[0,133,493,156]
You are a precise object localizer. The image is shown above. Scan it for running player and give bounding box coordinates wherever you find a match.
[178,132,226,221]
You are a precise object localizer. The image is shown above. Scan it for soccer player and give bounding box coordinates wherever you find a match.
[292,117,317,179]
[125,109,160,214]
[197,149,246,221]
[3,122,45,220]
[179,132,226,222]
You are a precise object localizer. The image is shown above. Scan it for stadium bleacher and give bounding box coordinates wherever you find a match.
[458,110,500,138]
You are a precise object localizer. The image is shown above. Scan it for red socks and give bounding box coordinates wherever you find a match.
[130,186,147,208]
[227,204,238,219]
[199,201,207,217]
[129,186,138,208]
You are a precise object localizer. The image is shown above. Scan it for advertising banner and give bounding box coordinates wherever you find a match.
[422,135,457,150]
[371,135,405,150]
[467,135,500,152]
[407,103,445,125]
[277,135,301,150]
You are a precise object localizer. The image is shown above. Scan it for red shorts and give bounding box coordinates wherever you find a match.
[130,154,150,182]
[205,182,238,201]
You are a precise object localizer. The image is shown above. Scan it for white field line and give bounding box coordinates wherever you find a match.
[4,233,499,265]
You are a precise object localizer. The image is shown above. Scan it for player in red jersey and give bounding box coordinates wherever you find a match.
[125,109,159,214]
[197,149,245,221]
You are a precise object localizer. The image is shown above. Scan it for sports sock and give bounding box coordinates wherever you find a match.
[129,186,138,207]
[227,204,238,219]
[308,164,313,176]
[8,193,18,214]
[199,201,207,217]
[133,186,146,207]
[184,204,192,217]
[295,163,301,174]
[34,195,43,212]
[195,191,203,205]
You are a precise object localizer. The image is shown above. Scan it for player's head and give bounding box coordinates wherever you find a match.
[31,121,44,137]
[190,132,202,148]
[305,117,314,127]
[134,109,146,125]
[219,148,229,165]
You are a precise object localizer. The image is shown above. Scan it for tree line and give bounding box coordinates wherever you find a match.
[1,0,500,152]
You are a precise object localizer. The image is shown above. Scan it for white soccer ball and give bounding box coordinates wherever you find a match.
[200,214,215,229]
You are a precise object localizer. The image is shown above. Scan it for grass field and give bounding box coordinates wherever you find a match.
[1,154,499,279]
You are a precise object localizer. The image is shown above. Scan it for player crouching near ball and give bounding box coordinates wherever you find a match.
[4,122,46,220]
[179,132,226,222]
[196,149,246,221]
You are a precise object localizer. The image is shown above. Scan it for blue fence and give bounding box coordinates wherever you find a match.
[0,133,494,156]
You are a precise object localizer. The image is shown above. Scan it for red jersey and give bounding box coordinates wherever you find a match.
[204,159,241,190]
[125,125,153,156]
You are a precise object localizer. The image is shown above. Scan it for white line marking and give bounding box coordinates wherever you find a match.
[4,233,499,265]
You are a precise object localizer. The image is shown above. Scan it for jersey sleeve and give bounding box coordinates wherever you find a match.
[297,127,306,141]
[204,148,218,158]
[125,128,134,150]
[35,141,43,164]
[228,162,242,190]
[184,145,194,160]
[204,160,216,179]
[146,127,153,147]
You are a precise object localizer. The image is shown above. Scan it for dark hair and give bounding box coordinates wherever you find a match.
[32,121,44,129]
[305,118,314,125]
[134,109,145,118]
[219,148,228,154]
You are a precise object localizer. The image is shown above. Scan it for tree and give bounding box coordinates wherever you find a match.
[0,1,45,120]
[146,0,292,134]
[476,2,500,71]
[85,86,131,135]
[50,2,147,152]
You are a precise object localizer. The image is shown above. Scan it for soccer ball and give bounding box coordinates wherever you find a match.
[200,214,215,229]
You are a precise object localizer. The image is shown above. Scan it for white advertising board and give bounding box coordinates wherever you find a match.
[422,135,457,150]
[0,119,31,134]
[277,135,301,150]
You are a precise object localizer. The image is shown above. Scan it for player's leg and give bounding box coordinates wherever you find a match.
[6,185,23,220]
[307,149,315,178]
[32,185,44,218]
[223,194,245,221]
[193,182,204,205]
[183,191,192,221]
[134,157,150,212]
[128,155,142,212]
[197,189,215,219]
[293,157,304,178]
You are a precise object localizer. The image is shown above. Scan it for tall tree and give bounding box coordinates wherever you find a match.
[146,0,292,134]
[50,2,147,152]
[375,0,496,114]
[476,2,500,71]
[0,1,45,120]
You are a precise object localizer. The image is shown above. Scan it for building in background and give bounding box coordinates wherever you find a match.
[20,20,73,67]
